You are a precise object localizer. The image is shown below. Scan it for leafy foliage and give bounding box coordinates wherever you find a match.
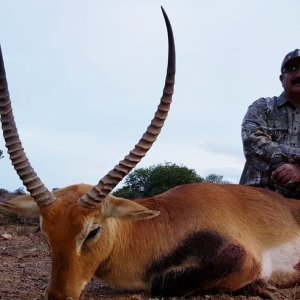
[204,174,231,184]
[13,187,26,195]
[113,162,230,199]
[0,187,26,196]
[113,162,203,199]
[0,188,9,196]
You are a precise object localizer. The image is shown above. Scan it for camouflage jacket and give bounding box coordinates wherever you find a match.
[240,92,300,198]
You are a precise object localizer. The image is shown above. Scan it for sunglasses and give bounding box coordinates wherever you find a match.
[282,64,300,74]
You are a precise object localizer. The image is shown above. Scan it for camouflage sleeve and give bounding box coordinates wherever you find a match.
[241,98,300,172]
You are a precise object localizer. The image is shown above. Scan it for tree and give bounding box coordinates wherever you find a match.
[0,188,9,196]
[204,174,231,184]
[113,162,204,199]
[0,150,3,159]
[13,187,26,195]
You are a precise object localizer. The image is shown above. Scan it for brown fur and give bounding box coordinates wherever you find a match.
[2,182,300,299]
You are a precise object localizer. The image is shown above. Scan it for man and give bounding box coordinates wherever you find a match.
[240,49,300,198]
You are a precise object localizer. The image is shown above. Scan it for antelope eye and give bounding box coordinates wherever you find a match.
[85,226,101,243]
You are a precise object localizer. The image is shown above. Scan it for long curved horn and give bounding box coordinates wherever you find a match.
[0,47,55,208]
[78,6,176,208]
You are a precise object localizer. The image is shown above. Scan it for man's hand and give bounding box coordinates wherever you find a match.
[271,163,300,185]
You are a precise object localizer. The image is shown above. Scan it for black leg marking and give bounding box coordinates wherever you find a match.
[146,231,245,297]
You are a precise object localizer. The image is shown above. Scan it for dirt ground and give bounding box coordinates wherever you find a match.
[0,221,300,299]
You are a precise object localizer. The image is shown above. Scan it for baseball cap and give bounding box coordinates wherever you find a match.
[281,49,300,72]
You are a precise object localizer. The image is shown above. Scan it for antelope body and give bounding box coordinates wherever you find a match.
[4,182,300,299]
[1,7,300,300]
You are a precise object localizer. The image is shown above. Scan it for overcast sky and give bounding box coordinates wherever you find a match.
[1,1,299,191]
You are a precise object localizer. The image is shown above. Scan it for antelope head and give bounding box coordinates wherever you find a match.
[0,7,175,300]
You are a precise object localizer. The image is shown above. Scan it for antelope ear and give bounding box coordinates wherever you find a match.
[0,194,40,217]
[102,196,160,220]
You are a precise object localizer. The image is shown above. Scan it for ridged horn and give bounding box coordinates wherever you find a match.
[78,6,176,208]
[0,46,55,208]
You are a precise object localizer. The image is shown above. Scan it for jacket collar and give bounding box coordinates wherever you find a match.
[277,92,288,106]
[277,92,295,108]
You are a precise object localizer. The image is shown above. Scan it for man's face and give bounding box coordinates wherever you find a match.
[280,58,300,100]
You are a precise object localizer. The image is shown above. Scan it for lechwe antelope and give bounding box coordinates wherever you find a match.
[2,7,300,300]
